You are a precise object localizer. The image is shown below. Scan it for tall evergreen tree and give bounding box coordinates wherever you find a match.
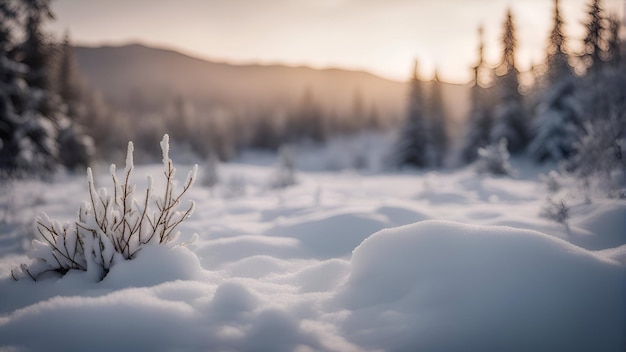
[428,69,448,167]
[288,88,326,143]
[605,14,621,68]
[0,0,59,177]
[545,0,571,83]
[528,0,584,162]
[19,0,54,92]
[397,60,432,168]
[528,81,584,162]
[582,0,605,73]
[462,26,493,163]
[491,8,529,153]
[57,32,82,120]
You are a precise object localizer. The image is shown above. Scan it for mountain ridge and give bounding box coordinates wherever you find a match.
[73,43,468,124]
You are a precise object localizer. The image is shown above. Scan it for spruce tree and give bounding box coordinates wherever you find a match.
[582,0,605,73]
[397,60,432,168]
[0,0,59,177]
[545,0,571,84]
[57,32,82,120]
[462,26,493,163]
[528,0,583,162]
[428,70,448,167]
[528,81,584,162]
[19,0,54,93]
[491,9,529,154]
[605,14,621,68]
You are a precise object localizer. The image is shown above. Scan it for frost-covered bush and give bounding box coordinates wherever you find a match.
[12,135,197,281]
[269,145,297,189]
[540,197,569,225]
[570,119,625,199]
[473,139,513,175]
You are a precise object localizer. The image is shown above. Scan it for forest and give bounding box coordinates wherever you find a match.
[0,0,623,179]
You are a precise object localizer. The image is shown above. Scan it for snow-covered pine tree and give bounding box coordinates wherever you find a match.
[19,0,55,93]
[428,70,448,167]
[528,80,584,162]
[462,26,493,163]
[397,60,432,168]
[491,9,529,154]
[0,0,59,178]
[528,0,584,162]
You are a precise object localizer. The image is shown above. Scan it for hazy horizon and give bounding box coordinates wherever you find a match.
[48,0,624,84]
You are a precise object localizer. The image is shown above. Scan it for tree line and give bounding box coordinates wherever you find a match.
[1,0,624,178]
[398,0,624,175]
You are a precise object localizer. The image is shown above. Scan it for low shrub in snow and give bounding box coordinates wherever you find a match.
[473,139,513,176]
[269,145,297,189]
[570,120,625,200]
[540,197,570,229]
[12,135,197,281]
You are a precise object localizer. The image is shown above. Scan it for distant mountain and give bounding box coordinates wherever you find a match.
[74,43,469,125]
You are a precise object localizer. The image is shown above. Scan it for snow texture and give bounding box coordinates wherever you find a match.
[0,146,624,351]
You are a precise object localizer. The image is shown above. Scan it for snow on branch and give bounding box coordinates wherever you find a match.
[12,135,197,281]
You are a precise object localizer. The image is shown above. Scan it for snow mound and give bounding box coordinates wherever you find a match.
[268,212,390,258]
[102,244,206,288]
[570,202,626,250]
[336,220,625,352]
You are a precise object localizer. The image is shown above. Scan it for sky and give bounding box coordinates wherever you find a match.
[47,0,624,84]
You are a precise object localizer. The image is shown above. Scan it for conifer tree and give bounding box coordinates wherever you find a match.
[491,9,529,154]
[397,60,432,168]
[428,70,448,167]
[582,0,605,72]
[545,0,571,84]
[605,14,621,68]
[19,0,54,93]
[0,0,59,177]
[57,32,82,120]
[528,0,584,162]
[462,26,493,163]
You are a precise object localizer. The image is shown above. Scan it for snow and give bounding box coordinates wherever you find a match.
[337,220,624,351]
[0,150,624,351]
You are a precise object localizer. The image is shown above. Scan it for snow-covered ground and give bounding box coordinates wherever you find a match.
[0,143,624,351]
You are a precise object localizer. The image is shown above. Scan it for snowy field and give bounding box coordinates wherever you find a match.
[0,142,624,352]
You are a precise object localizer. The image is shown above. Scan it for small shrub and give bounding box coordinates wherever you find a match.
[473,139,513,176]
[540,197,570,225]
[569,119,625,200]
[12,135,197,281]
[269,145,297,189]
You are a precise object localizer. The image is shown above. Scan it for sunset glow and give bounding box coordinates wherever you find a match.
[48,0,623,83]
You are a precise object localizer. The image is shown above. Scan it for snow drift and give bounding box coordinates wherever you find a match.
[336,220,625,352]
